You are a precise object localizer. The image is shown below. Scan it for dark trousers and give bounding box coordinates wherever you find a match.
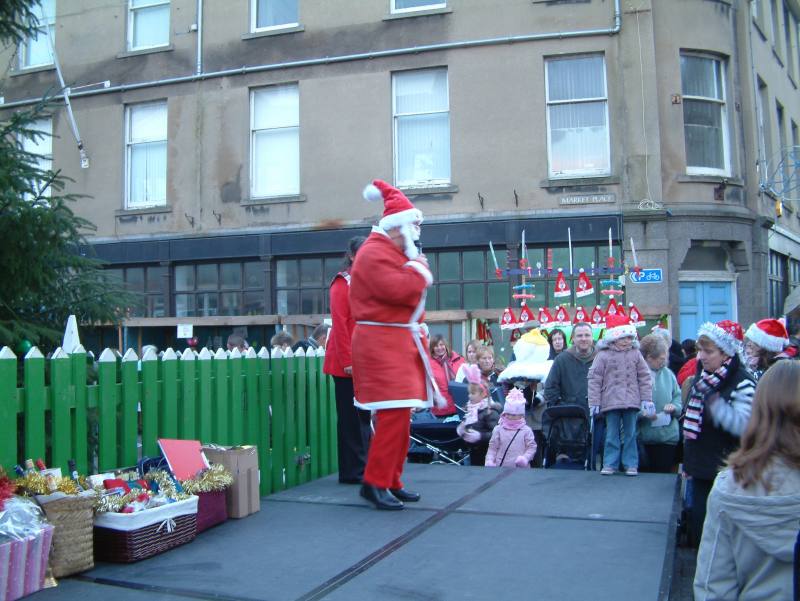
[640,443,677,474]
[688,477,713,548]
[468,443,489,467]
[591,417,606,470]
[333,376,372,483]
[532,429,545,467]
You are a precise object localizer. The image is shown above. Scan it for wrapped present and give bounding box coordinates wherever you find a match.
[0,497,54,601]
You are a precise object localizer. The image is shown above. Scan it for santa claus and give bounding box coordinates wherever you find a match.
[350,179,445,510]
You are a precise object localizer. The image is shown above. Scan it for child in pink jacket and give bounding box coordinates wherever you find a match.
[588,314,653,476]
[485,388,537,468]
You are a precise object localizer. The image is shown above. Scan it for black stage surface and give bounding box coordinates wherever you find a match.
[31,464,681,601]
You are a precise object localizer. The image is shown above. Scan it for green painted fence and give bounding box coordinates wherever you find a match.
[0,344,338,496]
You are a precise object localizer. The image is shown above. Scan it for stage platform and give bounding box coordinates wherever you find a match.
[31,464,681,601]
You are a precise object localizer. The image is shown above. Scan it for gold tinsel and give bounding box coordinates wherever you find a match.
[180,464,233,494]
[95,489,149,513]
[16,472,82,496]
[144,470,190,501]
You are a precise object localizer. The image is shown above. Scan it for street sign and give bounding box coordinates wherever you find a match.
[629,268,663,284]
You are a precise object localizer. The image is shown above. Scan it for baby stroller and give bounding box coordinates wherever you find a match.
[407,382,471,465]
[541,404,594,470]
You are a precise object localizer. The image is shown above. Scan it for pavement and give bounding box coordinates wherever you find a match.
[29,464,683,601]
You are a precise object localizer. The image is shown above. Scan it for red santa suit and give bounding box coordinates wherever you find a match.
[350,180,442,491]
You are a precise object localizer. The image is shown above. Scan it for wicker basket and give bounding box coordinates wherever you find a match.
[93,496,198,563]
[38,494,95,577]
[196,490,227,533]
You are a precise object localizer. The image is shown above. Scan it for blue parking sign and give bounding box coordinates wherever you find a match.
[630,268,663,284]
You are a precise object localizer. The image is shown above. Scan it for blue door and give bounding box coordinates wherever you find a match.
[679,281,734,340]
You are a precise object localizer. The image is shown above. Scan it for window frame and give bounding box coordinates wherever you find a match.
[680,52,731,177]
[127,0,171,52]
[390,0,447,14]
[125,101,168,210]
[250,83,300,199]
[174,261,266,317]
[392,67,452,188]
[250,0,299,33]
[19,0,55,70]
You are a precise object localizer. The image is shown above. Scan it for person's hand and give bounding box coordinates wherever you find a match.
[462,429,480,444]
[343,366,352,375]
[589,405,600,417]
[663,403,676,415]
[413,254,429,269]
[515,456,529,468]
[640,401,656,417]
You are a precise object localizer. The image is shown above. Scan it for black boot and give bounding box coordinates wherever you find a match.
[360,485,404,510]
[390,488,421,502]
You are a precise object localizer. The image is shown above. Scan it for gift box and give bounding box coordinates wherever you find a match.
[202,446,259,518]
[0,525,53,601]
[195,490,227,533]
[93,496,198,563]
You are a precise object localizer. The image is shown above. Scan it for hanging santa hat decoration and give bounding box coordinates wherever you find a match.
[518,304,536,326]
[575,269,594,298]
[537,307,553,327]
[573,306,589,324]
[500,307,519,330]
[553,268,571,298]
[590,305,605,331]
[628,303,646,327]
[363,179,424,260]
[617,302,627,317]
[554,306,570,327]
[604,297,620,318]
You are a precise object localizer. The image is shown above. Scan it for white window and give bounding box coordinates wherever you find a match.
[252,0,298,32]
[393,68,450,187]
[20,118,53,199]
[126,102,167,208]
[680,54,730,176]
[545,55,610,179]
[391,0,446,13]
[128,0,170,51]
[251,84,299,198]
[19,0,55,69]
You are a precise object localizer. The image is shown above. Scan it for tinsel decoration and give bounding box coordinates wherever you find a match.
[0,468,17,510]
[95,489,147,514]
[181,464,233,494]
[15,472,82,496]
[144,470,190,501]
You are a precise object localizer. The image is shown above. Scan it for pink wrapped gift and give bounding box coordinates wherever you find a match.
[0,525,54,601]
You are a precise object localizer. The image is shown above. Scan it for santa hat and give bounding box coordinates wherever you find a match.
[538,307,553,326]
[590,305,604,329]
[573,306,588,324]
[363,180,424,259]
[553,306,570,327]
[575,269,594,298]
[502,388,526,415]
[553,269,571,298]
[518,304,535,326]
[604,297,620,318]
[500,307,519,330]
[744,318,788,352]
[603,314,637,341]
[628,303,645,327]
[697,320,743,357]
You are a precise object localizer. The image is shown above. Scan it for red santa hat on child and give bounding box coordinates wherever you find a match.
[603,314,637,341]
[744,318,789,352]
[363,180,424,259]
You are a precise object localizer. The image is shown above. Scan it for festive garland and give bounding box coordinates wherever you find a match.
[144,469,191,501]
[95,489,147,514]
[180,464,233,494]
[14,472,84,496]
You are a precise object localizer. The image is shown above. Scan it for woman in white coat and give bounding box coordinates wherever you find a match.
[694,360,800,601]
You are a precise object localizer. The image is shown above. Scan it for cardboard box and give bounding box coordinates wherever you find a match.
[202,446,260,518]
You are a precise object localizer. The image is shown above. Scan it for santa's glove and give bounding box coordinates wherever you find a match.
[589,405,600,417]
[433,391,448,409]
[515,456,530,468]
[462,429,481,444]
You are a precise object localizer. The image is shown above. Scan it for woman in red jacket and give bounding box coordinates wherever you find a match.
[429,334,466,417]
[323,236,369,484]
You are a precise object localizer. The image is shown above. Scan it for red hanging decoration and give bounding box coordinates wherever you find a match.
[553,268,571,298]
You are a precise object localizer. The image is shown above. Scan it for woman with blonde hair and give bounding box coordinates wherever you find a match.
[694,360,800,601]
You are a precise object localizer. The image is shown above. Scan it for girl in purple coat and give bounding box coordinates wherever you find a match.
[588,314,653,476]
[485,388,537,468]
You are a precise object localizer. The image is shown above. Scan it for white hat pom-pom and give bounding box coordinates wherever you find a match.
[363,184,383,202]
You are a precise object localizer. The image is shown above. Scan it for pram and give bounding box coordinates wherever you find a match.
[541,404,594,470]
[407,382,473,465]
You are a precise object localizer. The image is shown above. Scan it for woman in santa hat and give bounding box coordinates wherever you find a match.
[743,318,791,381]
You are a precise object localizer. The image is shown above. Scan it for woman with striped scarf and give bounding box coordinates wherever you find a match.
[683,320,755,547]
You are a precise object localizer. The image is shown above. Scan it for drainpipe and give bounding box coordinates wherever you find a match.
[195,0,203,75]
[1,0,621,109]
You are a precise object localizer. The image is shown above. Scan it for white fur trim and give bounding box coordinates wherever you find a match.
[378,208,423,231]
[405,260,433,287]
[744,323,787,352]
[363,184,383,202]
[353,397,432,411]
[603,324,638,341]
[698,322,741,357]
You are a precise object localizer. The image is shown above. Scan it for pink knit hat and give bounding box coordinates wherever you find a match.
[503,388,526,415]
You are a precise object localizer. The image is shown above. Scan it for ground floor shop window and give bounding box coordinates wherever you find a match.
[106,265,167,318]
[175,261,265,317]
[275,257,340,315]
